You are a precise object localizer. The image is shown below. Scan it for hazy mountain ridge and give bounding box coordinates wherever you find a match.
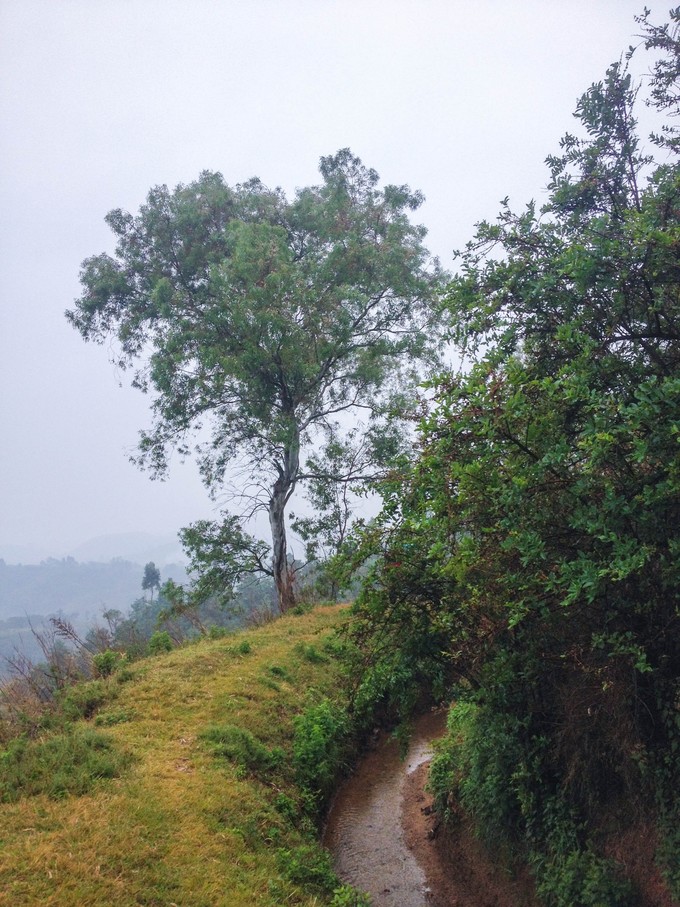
[0,557,187,621]
[0,531,187,569]
[0,556,189,676]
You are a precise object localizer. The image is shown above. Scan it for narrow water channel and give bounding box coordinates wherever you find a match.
[323,710,447,907]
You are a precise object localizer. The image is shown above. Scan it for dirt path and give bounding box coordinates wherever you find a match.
[325,707,674,907]
[323,712,442,906]
[324,709,538,907]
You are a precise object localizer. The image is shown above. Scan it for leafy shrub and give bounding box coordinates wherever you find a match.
[148,631,173,655]
[59,680,109,721]
[656,803,680,899]
[273,792,299,823]
[292,698,349,810]
[535,849,636,907]
[275,843,338,893]
[322,635,349,659]
[0,727,133,801]
[236,640,251,655]
[92,649,123,677]
[199,723,283,775]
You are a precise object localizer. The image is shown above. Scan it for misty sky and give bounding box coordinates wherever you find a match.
[0,0,656,561]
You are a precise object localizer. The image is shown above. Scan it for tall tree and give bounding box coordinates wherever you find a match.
[67,150,443,611]
[141,562,161,602]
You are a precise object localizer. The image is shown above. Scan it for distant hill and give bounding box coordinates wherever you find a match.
[0,532,187,568]
[66,532,187,567]
[0,557,187,622]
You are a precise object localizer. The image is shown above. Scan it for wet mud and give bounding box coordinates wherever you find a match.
[323,710,446,907]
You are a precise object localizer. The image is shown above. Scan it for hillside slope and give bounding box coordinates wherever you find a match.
[0,606,351,906]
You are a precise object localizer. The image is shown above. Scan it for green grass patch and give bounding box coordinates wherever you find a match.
[0,727,134,801]
[200,723,285,776]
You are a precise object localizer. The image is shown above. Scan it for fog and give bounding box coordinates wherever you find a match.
[0,0,653,562]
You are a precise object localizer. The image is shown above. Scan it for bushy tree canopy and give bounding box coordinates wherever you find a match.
[67,150,444,611]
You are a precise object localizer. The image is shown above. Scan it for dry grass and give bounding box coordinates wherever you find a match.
[0,605,350,906]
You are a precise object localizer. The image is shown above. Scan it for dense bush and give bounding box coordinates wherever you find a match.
[147,630,173,655]
[92,649,123,678]
[292,698,350,811]
[350,11,680,903]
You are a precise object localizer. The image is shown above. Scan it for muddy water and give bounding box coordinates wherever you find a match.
[323,710,447,907]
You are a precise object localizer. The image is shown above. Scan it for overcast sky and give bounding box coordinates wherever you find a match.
[0,0,658,562]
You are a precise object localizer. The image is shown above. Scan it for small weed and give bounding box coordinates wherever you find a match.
[268,664,291,680]
[276,843,338,894]
[95,709,133,727]
[116,665,136,683]
[294,642,329,664]
[273,792,299,823]
[259,677,281,692]
[331,884,373,906]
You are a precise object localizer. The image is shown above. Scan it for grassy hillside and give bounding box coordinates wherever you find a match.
[0,606,354,906]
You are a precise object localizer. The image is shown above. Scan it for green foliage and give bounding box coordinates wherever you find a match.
[429,693,530,853]
[141,561,161,599]
[199,723,284,776]
[330,885,372,907]
[293,642,329,664]
[292,698,349,810]
[272,791,299,823]
[350,11,680,900]
[535,850,635,907]
[95,709,132,727]
[59,680,110,721]
[275,843,339,894]
[0,727,133,801]
[147,630,173,655]
[92,649,123,678]
[67,149,444,613]
[657,805,680,898]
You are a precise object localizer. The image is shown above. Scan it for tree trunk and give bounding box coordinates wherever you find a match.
[268,428,300,613]
[269,481,296,612]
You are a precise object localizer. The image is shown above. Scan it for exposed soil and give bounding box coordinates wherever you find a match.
[401,761,539,907]
[323,713,439,906]
[601,822,677,907]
